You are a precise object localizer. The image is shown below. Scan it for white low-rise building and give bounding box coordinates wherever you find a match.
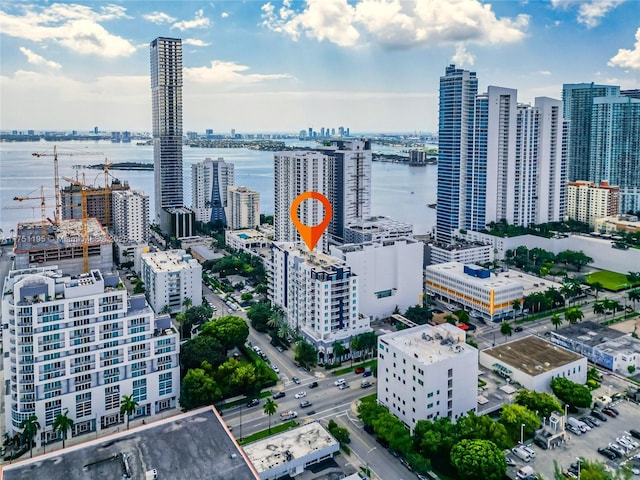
[429,242,493,266]
[141,249,202,314]
[378,323,478,433]
[479,336,587,393]
[330,238,423,320]
[268,243,370,362]
[425,262,523,322]
[1,266,180,446]
[225,228,273,257]
[343,216,413,244]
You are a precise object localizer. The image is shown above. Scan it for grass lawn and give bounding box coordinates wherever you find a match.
[238,420,298,445]
[586,270,635,291]
[332,359,377,376]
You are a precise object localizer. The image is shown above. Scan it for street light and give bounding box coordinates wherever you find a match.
[366,446,377,479]
[520,423,525,444]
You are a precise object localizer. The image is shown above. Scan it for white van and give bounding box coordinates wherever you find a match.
[568,417,589,433]
[511,447,530,462]
[517,466,535,479]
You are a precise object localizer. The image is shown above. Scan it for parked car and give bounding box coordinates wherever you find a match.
[272,391,286,399]
[629,429,640,440]
[616,437,634,452]
[292,377,300,384]
[505,455,517,467]
[511,447,531,462]
[607,405,620,415]
[608,443,625,457]
[294,391,306,399]
[566,424,581,435]
[522,445,536,457]
[580,417,596,428]
[598,447,617,460]
[400,458,413,471]
[272,365,280,374]
[363,370,373,377]
[622,434,639,448]
[355,367,365,374]
[309,381,319,388]
[591,410,608,421]
[533,438,548,450]
[586,416,601,427]
[246,398,260,408]
[299,400,312,408]
[275,345,284,353]
[602,408,617,418]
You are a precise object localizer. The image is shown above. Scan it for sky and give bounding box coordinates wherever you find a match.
[0,0,639,133]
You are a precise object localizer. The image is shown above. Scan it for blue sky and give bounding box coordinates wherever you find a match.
[0,0,638,133]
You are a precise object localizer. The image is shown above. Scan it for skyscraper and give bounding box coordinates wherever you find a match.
[436,65,478,244]
[562,83,619,182]
[227,186,260,230]
[191,158,235,225]
[150,37,185,234]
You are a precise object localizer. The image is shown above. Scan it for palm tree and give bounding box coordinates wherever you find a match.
[512,300,522,319]
[454,309,470,324]
[120,394,139,430]
[160,305,171,315]
[500,321,513,343]
[593,300,606,321]
[603,298,621,320]
[590,282,604,299]
[175,312,187,339]
[564,307,584,324]
[52,412,74,449]
[263,398,278,434]
[19,414,40,458]
[629,289,640,312]
[332,342,346,365]
[182,297,193,310]
[551,313,563,330]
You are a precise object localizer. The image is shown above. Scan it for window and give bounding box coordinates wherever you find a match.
[159,373,172,396]
[105,385,120,411]
[133,378,147,402]
[76,392,92,418]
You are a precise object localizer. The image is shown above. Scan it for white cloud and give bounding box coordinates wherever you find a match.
[185,60,292,86]
[0,3,136,57]
[221,12,229,18]
[451,44,475,66]
[538,70,552,75]
[609,27,640,69]
[19,47,62,69]
[261,0,529,48]
[550,0,625,28]
[143,11,176,24]
[183,39,211,47]
[172,9,211,31]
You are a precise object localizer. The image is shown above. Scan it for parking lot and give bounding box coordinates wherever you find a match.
[507,400,640,479]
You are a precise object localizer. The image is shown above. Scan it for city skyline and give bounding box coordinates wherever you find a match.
[1,1,639,132]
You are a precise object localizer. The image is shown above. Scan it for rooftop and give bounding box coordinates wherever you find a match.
[598,335,640,356]
[332,237,418,254]
[426,262,523,290]
[345,216,413,233]
[379,323,475,365]
[14,218,111,253]
[141,249,200,272]
[243,421,338,475]
[2,407,259,480]
[274,243,348,271]
[482,335,585,376]
[552,321,626,347]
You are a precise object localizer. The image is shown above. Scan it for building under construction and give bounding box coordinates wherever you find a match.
[61,178,130,227]
[13,218,113,275]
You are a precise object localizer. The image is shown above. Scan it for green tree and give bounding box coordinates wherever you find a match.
[500,321,513,342]
[175,312,187,339]
[454,309,470,324]
[458,411,510,449]
[120,394,139,430]
[512,300,522,318]
[52,411,74,449]
[294,338,318,367]
[412,417,461,463]
[180,367,222,410]
[133,278,145,294]
[551,313,563,330]
[332,342,346,365]
[590,282,604,299]
[357,395,389,428]
[565,306,584,324]
[450,439,507,480]
[246,302,272,332]
[403,304,433,325]
[180,334,226,371]
[19,414,41,458]
[372,411,412,454]
[159,304,171,315]
[229,363,258,396]
[628,289,640,311]
[357,331,378,360]
[327,419,351,445]
[240,292,253,302]
[182,304,214,334]
[263,398,278,434]
[182,296,193,310]
[550,376,592,408]
[593,300,606,320]
[202,315,249,352]
[515,390,562,418]
[499,403,540,440]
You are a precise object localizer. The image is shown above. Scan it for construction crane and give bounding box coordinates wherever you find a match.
[32,145,104,224]
[103,163,113,228]
[62,176,90,273]
[10,186,55,238]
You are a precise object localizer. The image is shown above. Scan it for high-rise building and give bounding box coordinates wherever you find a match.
[2,267,180,446]
[191,158,235,225]
[590,96,640,214]
[61,178,130,228]
[436,65,478,244]
[274,151,330,250]
[227,186,260,230]
[111,190,150,244]
[562,83,619,182]
[268,243,370,361]
[150,37,190,235]
[566,180,620,226]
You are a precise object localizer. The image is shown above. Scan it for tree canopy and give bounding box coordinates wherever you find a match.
[515,390,562,418]
[551,377,592,408]
[180,367,222,410]
[202,315,249,352]
[499,403,540,439]
[180,334,226,372]
[450,439,507,480]
[403,304,433,325]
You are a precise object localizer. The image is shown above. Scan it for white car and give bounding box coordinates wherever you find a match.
[522,445,536,458]
[294,391,306,399]
[272,365,280,374]
[334,379,346,386]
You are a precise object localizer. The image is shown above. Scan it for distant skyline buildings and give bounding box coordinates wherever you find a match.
[191,158,235,225]
[150,37,185,234]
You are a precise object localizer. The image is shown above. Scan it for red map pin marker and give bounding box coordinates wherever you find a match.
[289,191,333,251]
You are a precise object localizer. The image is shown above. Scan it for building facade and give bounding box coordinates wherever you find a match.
[425,262,523,322]
[268,243,370,361]
[227,186,260,230]
[566,180,620,226]
[150,37,187,234]
[61,179,130,228]
[429,242,492,266]
[330,238,423,320]
[191,158,235,225]
[1,267,180,446]
[377,323,478,433]
[140,249,202,314]
[437,65,478,244]
[111,190,150,244]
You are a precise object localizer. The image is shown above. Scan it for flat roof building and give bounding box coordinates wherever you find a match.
[243,421,339,480]
[1,406,259,480]
[479,336,587,393]
[425,262,523,322]
[378,323,478,433]
[343,216,413,244]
